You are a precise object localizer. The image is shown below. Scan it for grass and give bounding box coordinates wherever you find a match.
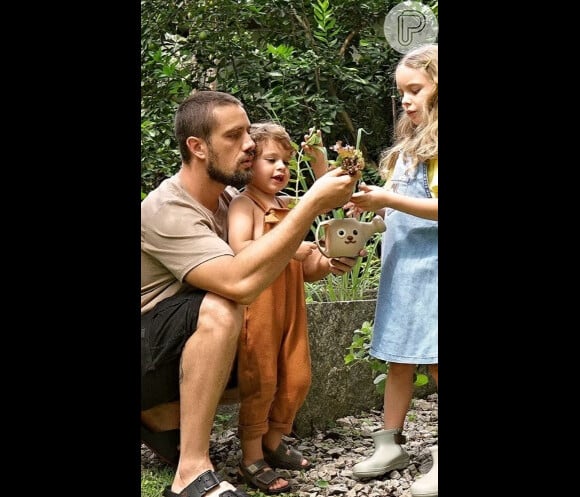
[141,466,173,497]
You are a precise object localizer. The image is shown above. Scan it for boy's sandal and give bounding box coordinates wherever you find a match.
[163,469,249,497]
[263,441,311,471]
[237,459,291,495]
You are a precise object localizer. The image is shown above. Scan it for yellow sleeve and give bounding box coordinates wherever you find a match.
[384,166,395,191]
[428,158,438,198]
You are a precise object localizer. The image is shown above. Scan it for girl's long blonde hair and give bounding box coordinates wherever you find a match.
[379,43,438,178]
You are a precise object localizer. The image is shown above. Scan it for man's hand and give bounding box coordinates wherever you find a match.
[304,167,361,216]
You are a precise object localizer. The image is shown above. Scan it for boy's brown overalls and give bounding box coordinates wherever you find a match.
[236,191,312,441]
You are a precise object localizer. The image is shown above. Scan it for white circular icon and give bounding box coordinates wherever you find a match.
[384,1,438,54]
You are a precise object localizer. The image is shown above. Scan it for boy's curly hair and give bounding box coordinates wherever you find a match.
[250,121,295,157]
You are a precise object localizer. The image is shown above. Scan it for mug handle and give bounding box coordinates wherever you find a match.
[315,220,330,257]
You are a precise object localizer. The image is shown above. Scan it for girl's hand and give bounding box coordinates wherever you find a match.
[343,201,364,218]
[349,182,387,212]
[344,182,374,217]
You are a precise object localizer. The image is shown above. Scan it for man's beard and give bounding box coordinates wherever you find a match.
[207,150,254,190]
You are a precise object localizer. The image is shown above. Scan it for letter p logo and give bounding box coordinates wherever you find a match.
[398,9,426,47]
[384,1,438,54]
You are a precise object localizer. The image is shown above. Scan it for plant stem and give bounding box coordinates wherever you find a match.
[356,127,371,151]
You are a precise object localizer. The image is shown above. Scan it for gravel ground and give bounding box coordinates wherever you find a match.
[141,393,438,497]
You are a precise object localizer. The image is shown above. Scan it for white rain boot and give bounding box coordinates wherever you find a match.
[352,428,410,479]
[410,445,438,497]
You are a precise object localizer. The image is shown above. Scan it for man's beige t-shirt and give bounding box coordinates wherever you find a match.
[141,173,237,314]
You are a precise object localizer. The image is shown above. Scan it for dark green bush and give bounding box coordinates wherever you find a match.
[141,0,438,194]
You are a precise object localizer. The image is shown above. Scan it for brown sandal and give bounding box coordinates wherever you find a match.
[263,441,311,471]
[238,459,291,494]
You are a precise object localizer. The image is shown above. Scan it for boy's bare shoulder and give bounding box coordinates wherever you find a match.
[229,192,253,207]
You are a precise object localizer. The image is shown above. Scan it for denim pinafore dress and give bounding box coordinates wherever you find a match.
[370,156,438,364]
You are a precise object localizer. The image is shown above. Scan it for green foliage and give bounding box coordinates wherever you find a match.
[141,0,438,194]
[344,320,387,394]
[312,0,340,47]
[344,320,429,394]
[414,372,429,387]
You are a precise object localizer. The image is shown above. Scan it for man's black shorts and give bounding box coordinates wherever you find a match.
[141,289,205,410]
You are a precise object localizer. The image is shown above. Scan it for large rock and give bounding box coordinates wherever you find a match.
[294,300,437,437]
[294,300,382,437]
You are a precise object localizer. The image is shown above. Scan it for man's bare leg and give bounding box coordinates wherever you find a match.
[169,293,243,494]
